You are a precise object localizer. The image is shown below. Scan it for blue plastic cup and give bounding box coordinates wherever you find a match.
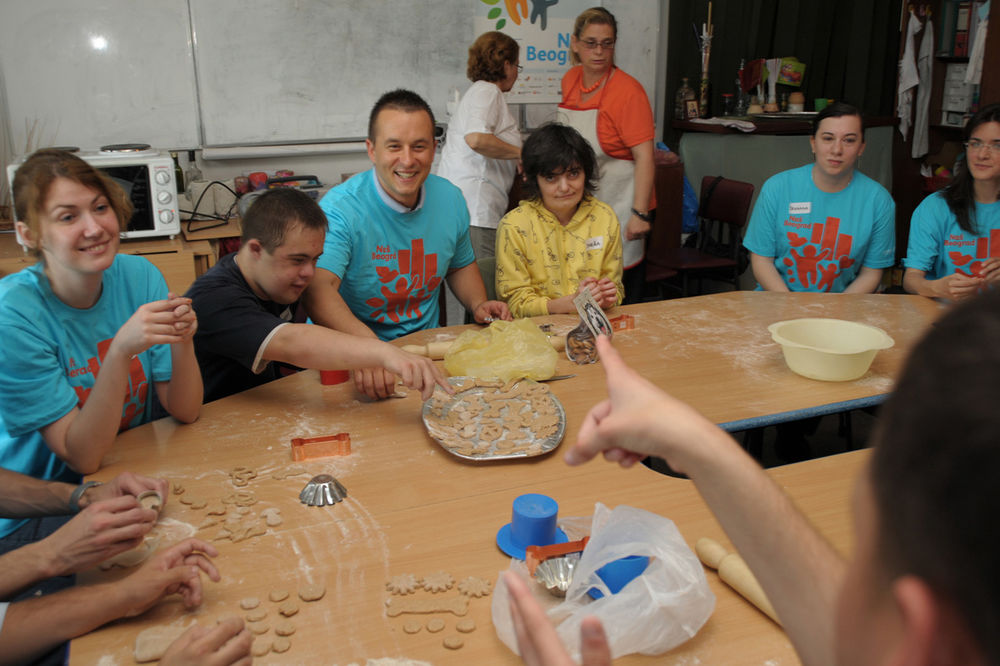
[587,555,650,599]
[496,493,567,559]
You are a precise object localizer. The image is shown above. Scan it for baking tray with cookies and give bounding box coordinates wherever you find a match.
[421,376,567,461]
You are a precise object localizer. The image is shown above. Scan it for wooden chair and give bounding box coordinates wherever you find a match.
[650,175,755,297]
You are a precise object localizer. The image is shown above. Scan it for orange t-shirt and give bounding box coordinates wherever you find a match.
[560,66,655,160]
[561,66,656,210]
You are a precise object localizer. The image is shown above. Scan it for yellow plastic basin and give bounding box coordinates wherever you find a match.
[768,318,894,382]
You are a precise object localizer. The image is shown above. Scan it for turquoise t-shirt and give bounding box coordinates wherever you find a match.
[316,169,475,340]
[0,254,172,538]
[904,191,1000,279]
[743,165,896,292]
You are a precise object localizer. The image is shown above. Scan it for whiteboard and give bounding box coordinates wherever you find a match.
[0,0,200,151]
[190,0,473,146]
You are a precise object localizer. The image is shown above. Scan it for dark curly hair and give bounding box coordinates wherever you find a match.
[467,31,519,83]
[520,123,598,200]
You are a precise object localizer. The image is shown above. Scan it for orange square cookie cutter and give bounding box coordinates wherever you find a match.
[525,536,590,576]
[290,433,351,461]
[609,314,635,332]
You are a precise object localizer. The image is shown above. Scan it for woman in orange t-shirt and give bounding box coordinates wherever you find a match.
[559,6,656,302]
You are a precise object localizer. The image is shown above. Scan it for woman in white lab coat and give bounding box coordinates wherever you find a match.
[438,31,522,259]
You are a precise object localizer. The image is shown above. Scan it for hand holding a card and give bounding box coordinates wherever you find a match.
[579,277,619,310]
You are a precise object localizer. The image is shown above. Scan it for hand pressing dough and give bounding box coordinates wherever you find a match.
[137,491,162,513]
[278,600,299,617]
[133,624,190,663]
[456,577,491,598]
[443,636,465,650]
[421,571,454,593]
[426,619,445,633]
[272,637,291,653]
[386,574,420,595]
[455,619,476,633]
[240,597,261,610]
[246,608,267,622]
[402,620,422,634]
[298,583,326,602]
[274,621,296,637]
[269,589,289,602]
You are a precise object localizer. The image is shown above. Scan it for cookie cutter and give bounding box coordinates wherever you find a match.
[527,537,590,597]
[299,474,348,507]
[609,314,635,332]
[291,433,351,461]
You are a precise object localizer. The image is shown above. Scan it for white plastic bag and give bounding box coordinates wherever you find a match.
[492,503,715,661]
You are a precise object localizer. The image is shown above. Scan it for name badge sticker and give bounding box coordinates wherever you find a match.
[585,236,604,250]
[789,202,811,215]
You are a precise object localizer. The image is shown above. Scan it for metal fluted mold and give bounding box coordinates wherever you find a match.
[534,552,581,597]
[299,474,348,507]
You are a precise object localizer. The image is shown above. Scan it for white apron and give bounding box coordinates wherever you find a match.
[558,93,645,268]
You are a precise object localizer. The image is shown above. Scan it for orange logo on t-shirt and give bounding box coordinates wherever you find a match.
[70,338,149,432]
[782,216,855,292]
[365,239,442,325]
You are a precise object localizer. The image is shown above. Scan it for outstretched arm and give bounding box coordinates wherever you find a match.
[509,336,845,666]
[264,324,449,399]
[446,262,512,323]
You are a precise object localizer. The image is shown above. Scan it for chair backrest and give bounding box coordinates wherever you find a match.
[699,176,755,229]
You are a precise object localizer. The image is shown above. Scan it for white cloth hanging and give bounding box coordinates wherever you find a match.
[912,19,934,158]
[966,16,989,84]
[897,11,922,138]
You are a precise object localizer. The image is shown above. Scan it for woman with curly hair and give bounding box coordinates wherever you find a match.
[438,31,522,258]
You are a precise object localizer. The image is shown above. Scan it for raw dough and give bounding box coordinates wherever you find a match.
[189,498,207,510]
[298,583,326,602]
[246,621,269,635]
[274,621,296,636]
[133,624,189,663]
[229,466,257,487]
[172,483,184,495]
[278,600,299,617]
[178,494,194,506]
[402,621,422,634]
[240,597,261,610]
[443,635,465,650]
[456,576,492,598]
[426,618,445,633]
[272,637,291,653]
[246,608,267,623]
[222,491,258,507]
[262,508,283,526]
[99,535,161,570]
[386,574,420,595]
[421,571,453,593]
[384,595,469,617]
[137,491,162,513]
[269,589,289,602]
[251,638,271,657]
[456,619,476,633]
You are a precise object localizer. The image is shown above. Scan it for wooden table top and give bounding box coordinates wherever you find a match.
[70,291,939,665]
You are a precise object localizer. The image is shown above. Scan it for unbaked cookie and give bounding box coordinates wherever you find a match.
[426,618,445,633]
[443,635,465,650]
[298,583,326,602]
[422,571,454,593]
[386,573,420,595]
[239,597,260,610]
[456,576,492,598]
[456,618,476,633]
[269,589,289,602]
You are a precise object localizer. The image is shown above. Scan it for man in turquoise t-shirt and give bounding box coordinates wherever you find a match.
[305,89,510,399]
[743,102,895,293]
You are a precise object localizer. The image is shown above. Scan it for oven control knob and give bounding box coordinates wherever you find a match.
[159,209,175,223]
[157,190,173,204]
[154,170,170,185]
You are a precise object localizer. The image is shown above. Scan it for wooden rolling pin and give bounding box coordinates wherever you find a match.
[401,334,566,360]
[696,537,781,625]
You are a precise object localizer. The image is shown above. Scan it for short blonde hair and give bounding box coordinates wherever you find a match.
[570,7,618,65]
[12,149,131,257]
[466,31,519,83]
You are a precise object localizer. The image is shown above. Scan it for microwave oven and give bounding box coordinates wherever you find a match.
[6,147,181,240]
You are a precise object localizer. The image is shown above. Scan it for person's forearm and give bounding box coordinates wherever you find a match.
[843,267,884,294]
[545,294,577,315]
[0,580,131,665]
[446,263,488,314]
[677,427,844,666]
[0,540,62,599]
[465,132,521,160]
[630,142,655,213]
[903,268,940,297]
[750,254,790,292]
[157,342,202,423]
[0,470,74,518]
[265,324,395,370]
[303,272,379,339]
[57,344,136,474]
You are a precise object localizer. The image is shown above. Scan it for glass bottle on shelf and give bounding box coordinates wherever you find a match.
[184,150,203,200]
[675,77,696,120]
[170,151,184,195]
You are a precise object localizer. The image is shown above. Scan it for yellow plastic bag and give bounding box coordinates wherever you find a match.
[444,319,557,381]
